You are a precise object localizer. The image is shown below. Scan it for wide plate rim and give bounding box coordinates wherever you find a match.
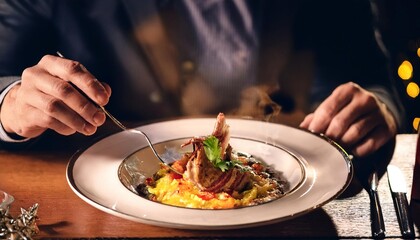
[66,117,353,230]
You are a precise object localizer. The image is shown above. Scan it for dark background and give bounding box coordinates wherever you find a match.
[374,0,420,132]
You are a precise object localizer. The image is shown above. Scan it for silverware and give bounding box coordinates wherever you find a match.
[387,165,415,238]
[368,171,386,238]
[56,52,182,175]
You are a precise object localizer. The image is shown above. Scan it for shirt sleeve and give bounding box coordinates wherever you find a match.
[0,80,31,142]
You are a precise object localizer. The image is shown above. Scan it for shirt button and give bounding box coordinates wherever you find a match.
[236,50,248,61]
[181,60,195,74]
[181,60,196,85]
[149,91,162,103]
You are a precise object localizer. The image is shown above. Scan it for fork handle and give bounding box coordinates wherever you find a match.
[369,189,386,238]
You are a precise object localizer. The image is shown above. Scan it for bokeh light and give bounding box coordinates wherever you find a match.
[413,117,420,131]
[417,48,420,58]
[398,60,413,80]
[406,82,420,98]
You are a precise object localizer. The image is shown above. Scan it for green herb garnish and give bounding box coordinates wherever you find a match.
[203,136,232,172]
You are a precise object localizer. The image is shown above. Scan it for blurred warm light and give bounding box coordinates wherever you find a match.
[417,48,420,58]
[398,60,413,80]
[413,117,420,131]
[406,82,420,98]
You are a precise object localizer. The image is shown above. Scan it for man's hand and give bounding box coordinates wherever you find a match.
[0,54,111,139]
[300,82,397,157]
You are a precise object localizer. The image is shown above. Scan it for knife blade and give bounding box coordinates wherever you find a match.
[368,172,386,238]
[387,165,415,238]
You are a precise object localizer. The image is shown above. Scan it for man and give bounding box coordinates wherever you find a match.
[0,0,403,157]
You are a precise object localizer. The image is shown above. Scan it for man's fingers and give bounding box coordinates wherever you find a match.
[2,55,110,139]
[307,83,355,133]
[340,110,379,147]
[27,89,97,135]
[37,55,109,106]
[325,90,378,140]
[299,82,397,157]
[23,66,106,128]
[27,106,79,136]
[299,113,313,129]
[351,126,390,157]
[101,81,112,96]
[11,103,78,138]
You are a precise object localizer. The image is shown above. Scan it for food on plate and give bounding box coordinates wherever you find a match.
[136,113,288,209]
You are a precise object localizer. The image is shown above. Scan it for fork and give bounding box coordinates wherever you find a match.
[56,51,182,175]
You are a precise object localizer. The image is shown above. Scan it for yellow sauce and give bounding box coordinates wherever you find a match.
[146,166,282,209]
[148,173,260,209]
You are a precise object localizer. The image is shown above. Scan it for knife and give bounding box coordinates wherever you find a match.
[368,172,386,238]
[387,165,415,238]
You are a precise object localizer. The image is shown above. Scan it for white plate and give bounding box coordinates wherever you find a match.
[66,118,353,230]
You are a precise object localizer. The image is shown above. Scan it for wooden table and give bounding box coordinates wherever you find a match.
[1,133,419,238]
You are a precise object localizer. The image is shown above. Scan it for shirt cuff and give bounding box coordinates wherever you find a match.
[0,81,31,142]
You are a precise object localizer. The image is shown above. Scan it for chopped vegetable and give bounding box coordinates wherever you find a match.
[203,136,232,172]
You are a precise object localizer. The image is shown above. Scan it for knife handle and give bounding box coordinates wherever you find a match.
[392,192,415,238]
[369,189,386,238]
